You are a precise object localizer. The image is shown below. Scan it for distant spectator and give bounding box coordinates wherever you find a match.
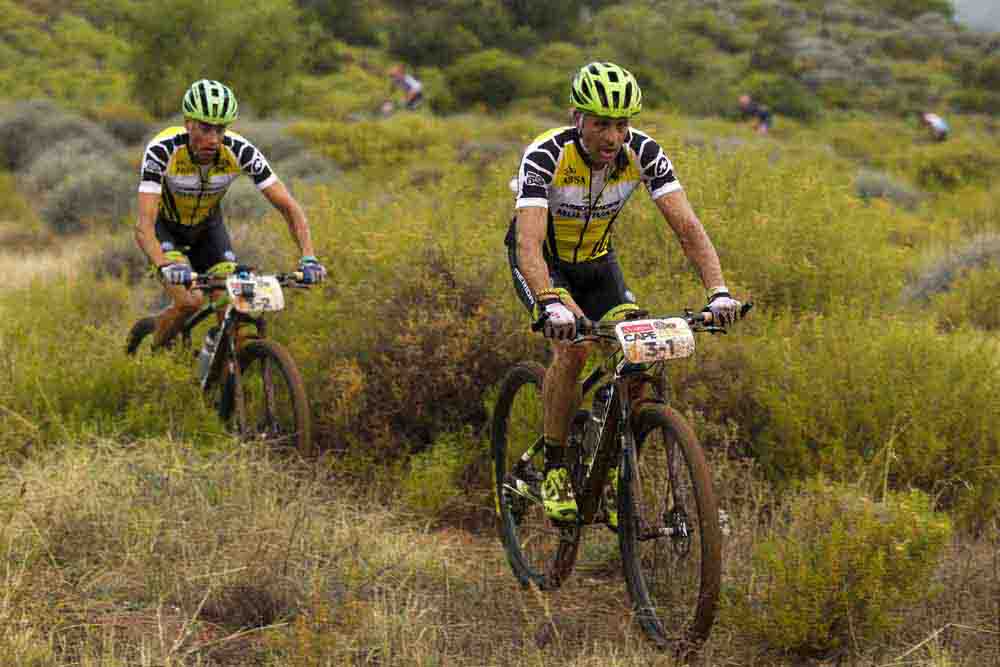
[738,94,772,135]
[919,112,950,142]
[388,64,424,111]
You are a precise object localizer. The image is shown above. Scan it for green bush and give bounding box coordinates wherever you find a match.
[400,428,483,519]
[40,163,133,234]
[445,50,534,110]
[0,101,122,172]
[868,0,954,20]
[0,278,227,458]
[929,265,1000,332]
[126,0,306,117]
[86,102,155,146]
[388,1,514,68]
[724,479,951,658]
[741,72,823,121]
[909,139,1000,191]
[735,307,1000,530]
[297,0,378,46]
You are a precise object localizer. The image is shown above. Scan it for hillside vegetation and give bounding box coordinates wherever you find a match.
[0,0,998,665]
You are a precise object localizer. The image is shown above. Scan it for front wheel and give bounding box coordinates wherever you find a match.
[492,362,579,590]
[619,404,721,647]
[225,339,312,456]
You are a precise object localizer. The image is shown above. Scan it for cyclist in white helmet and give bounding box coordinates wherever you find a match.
[506,62,743,521]
[134,79,326,348]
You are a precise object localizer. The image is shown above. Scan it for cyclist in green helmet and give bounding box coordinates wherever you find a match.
[506,62,743,522]
[134,79,326,348]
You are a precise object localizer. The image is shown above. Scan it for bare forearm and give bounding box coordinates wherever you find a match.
[134,222,164,266]
[675,217,725,288]
[284,205,315,257]
[515,208,552,295]
[656,192,726,289]
[135,193,166,266]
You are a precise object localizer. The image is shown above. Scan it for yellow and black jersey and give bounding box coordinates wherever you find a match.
[515,126,681,263]
[138,126,277,227]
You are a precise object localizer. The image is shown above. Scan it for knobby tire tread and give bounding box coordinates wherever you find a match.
[619,404,721,647]
[235,339,313,457]
[492,361,579,590]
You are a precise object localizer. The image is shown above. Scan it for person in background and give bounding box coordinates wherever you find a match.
[738,94,772,135]
[920,111,950,142]
[388,64,424,111]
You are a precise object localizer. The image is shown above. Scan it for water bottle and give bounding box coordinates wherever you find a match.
[197,327,219,384]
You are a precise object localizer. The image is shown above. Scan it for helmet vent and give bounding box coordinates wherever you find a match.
[594,80,609,108]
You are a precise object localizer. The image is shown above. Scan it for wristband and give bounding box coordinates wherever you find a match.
[300,255,319,264]
[707,285,730,302]
[535,288,562,303]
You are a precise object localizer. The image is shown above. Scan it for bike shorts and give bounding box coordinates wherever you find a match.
[506,217,636,322]
[155,210,237,276]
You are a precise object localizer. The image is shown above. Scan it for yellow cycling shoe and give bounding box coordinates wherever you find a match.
[542,467,578,522]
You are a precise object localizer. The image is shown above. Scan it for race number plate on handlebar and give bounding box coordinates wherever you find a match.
[615,318,695,363]
[226,275,285,314]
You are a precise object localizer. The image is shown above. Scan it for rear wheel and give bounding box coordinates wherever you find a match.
[619,404,721,647]
[229,339,312,456]
[492,362,579,590]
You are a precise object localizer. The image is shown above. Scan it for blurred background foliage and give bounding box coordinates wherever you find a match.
[0,0,996,119]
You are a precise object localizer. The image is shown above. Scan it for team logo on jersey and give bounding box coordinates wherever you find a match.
[249,156,267,176]
[524,171,546,188]
[654,155,671,178]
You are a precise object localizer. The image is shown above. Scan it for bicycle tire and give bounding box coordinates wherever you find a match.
[492,361,579,590]
[230,339,313,456]
[125,316,157,355]
[619,404,721,647]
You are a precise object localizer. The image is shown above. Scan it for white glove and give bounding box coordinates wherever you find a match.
[704,289,742,327]
[541,300,576,340]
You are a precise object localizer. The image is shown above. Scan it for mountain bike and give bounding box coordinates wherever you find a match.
[126,266,314,456]
[493,304,750,648]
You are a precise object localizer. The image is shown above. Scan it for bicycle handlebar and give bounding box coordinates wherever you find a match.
[187,270,310,289]
[531,302,754,339]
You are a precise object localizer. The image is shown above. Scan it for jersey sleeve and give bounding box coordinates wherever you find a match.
[138,137,169,195]
[515,139,558,209]
[629,130,682,200]
[227,135,278,190]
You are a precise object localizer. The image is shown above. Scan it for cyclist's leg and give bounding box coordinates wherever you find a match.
[152,214,235,348]
[152,218,202,348]
[187,215,238,327]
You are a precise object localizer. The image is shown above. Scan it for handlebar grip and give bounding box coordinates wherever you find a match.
[531,312,548,332]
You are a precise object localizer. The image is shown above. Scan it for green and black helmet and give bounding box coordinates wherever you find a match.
[182,79,239,125]
[570,62,642,118]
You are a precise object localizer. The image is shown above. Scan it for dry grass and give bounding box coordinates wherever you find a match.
[0,439,993,666]
[0,222,112,287]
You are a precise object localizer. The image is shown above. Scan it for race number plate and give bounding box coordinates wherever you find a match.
[615,318,695,363]
[226,275,285,314]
